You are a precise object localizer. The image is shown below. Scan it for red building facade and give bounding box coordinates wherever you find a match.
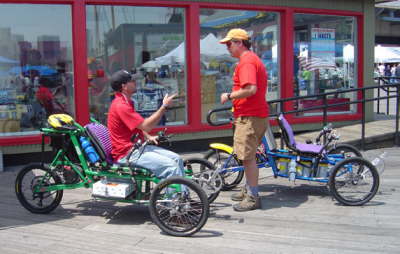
[0,0,371,149]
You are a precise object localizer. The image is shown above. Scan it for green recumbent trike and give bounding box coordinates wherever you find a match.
[15,114,222,237]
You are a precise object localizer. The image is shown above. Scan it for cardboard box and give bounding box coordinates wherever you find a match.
[92,178,134,198]
[0,119,20,133]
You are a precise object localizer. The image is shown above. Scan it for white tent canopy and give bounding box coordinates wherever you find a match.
[147,33,233,67]
[375,45,400,63]
[343,44,354,62]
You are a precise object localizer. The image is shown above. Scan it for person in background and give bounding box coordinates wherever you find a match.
[219,28,269,212]
[378,63,385,76]
[390,64,396,84]
[384,64,391,78]
[395,63,400,83]
[35,77,55,116]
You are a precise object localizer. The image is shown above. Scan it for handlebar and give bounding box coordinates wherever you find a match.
[315,123,341,145]
[206,106,232,126]
[131,129,172,149]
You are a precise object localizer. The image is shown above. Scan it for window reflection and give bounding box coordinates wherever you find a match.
[0,4,74,135]
[293,14,357,116]
[86,6,186,125]
[199,10,280,122]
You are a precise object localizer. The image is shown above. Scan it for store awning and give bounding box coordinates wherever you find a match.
[375,45,400,63]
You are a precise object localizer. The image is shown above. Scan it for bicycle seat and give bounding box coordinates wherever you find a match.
[277,114,325,155]
[85,123,114,164]
[85,123,154,175]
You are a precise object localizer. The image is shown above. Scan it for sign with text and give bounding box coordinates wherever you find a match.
[310,28,336,68]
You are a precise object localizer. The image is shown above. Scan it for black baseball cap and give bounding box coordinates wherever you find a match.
[110,70,141,91]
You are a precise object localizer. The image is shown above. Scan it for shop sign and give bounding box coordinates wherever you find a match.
[310,28,335,67]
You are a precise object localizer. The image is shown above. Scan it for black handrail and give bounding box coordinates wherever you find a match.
[207,80,400,150]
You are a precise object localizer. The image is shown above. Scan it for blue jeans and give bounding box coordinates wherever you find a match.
[118,145,185,179]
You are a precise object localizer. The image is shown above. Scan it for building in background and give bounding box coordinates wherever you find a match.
[0,0,394,161]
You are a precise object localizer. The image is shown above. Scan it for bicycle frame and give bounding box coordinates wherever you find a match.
[216,133,350,184]
[36,124,188,204]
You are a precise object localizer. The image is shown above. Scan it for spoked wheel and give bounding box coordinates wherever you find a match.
[204,149,244,191]
[329,157,379,206]
[149,176,209,237]
[15,163,63,214]
[327,144,362,159]
[184,158,222,203]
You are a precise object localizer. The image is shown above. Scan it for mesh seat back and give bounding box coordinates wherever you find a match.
[85,123,114,164]
[278,114,296,149]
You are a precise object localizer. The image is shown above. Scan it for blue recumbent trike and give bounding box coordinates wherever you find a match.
[204,107,381,206]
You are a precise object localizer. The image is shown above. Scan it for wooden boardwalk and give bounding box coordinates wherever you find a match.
[0,147,399,254]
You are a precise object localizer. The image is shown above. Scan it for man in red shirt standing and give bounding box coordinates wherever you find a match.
[220,28,269,211]
[107,70,184,179]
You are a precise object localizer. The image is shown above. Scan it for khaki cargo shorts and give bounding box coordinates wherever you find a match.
[233,116,269,161]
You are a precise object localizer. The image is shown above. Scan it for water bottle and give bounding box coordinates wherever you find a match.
[79,136,100,163]
[288,158,296,181]
[371,151,386,175]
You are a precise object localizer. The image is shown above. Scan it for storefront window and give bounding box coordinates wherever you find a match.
[199,9,280,122]
[86,6,186,125]
[0,4,74,136]
[293,14,357,116]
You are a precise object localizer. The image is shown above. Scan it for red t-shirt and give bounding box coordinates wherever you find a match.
[36,86,54,113]
[107,92,144,161]
[232,51,269,118]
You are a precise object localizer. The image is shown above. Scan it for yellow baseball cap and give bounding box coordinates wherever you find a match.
[220,28,250,44]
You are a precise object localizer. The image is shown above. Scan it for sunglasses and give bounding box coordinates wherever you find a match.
[226,40,241,48]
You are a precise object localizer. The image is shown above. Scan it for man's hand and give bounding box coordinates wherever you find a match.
[221,92,230,104]
[147,135,159,145]
[162,93,177,108]
[143,131,159,145]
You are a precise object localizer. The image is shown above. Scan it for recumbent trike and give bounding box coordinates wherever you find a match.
[204,107,381,206]
[15,114,222,237]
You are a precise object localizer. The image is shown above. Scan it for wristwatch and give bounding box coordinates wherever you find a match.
[227,93,232,100]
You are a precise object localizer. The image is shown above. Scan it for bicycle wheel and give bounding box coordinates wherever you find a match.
[149,176,209,237]
[327,144,362,159]
[184,158,222,203]
[204,149,244,191]
[329,157,379,206]
[15,163,63,214]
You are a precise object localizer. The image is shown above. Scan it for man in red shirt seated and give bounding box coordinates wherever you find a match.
[107,70,184,179]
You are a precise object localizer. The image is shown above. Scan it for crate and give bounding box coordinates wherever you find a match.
[92,178,135,198]
[0,119,20,133]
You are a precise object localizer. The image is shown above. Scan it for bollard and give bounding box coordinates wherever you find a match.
[0,149,3,172]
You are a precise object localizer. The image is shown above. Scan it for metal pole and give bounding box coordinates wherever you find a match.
[323,93,328,127]
[0,149,3,172]
[323,93,328,145]
[280,101,284,149]
[377,78,381,114]
[361,89,366,151]
[386,79,390,115]
[396,83,400,146]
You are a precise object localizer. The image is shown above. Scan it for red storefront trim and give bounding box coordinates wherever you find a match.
[73,0,90,125]
[0,0,365,146]
[186,4,202,128]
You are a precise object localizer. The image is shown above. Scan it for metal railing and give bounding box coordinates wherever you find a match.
[207,80,400,150]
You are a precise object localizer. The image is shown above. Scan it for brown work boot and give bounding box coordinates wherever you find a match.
[231,186,247,201]
[233,194,261,212]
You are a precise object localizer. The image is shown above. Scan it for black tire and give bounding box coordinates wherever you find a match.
[149,176,209,237]
[15,163,63,214]
[183,158,221,203]
[204,149,244,191]
[327,143,362,159]
[329,157,379,206]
